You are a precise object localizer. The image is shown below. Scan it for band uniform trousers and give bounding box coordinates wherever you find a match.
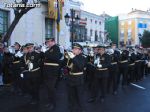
[94,69,109,99]
[107,64,119,93]
[26,69,41,102]
[118,62,128,86]
[43,65,60,106]
[66,75,86,111]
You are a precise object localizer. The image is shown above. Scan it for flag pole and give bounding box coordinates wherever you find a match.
[56,0,60,45]
[57,28,59,45]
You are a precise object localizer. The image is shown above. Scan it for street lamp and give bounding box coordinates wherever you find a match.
[64,9,80,48]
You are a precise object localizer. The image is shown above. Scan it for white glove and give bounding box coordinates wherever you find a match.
[94,58,100,65]
[68,52,75,59]
[145,60,148,64]
[94,59,98,65]
[15,51,23,57]
[8,46,15,54]
[97,64,102,68]
[28,62,33,71]
[89,51,94,57]
[41,46,49,53]
[20,74,24,78]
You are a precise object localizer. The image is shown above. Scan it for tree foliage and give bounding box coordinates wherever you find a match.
[141,30,150,48]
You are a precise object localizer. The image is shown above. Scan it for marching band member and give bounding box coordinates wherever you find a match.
[66,43,87,112]
[11,42,23,94]
[134,47,143,81]
[107,43,120,95]
[89,44,111,103]
[128,48,136,82]
[23,43,42,104]
[43,38,62,111]
[118,44,129,87]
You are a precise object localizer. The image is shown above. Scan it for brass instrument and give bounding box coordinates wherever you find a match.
[41,45,49,53]
[64,51,75,69]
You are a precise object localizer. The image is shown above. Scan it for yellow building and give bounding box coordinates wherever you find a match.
[119,9,150,46]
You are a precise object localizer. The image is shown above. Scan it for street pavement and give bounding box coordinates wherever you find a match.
[0,75,3,85]
[0,76,150,112]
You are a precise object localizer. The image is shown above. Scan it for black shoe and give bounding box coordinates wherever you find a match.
[100,98,104,103]
[87,98,95,103]
[113,91,117,95]
[45,104,55,111]
[81,110,87,112]
[30,100,38,105]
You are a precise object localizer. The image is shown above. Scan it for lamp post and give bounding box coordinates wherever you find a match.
[64,9,80,48]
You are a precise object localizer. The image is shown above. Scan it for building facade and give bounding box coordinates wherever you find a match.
[80,10,105,45]
[0,0,105,48]
[119,9,150,45]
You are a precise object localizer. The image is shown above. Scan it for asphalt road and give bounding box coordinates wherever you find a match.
[0,76,150,112]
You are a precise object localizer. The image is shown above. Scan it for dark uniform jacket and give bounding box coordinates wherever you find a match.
[26,51,42,70]
[67,54,87,86]
[12,50,22,70]
[43,44,62,76]
[119,50,129,68]
[110,50,120,70]
[95,53,111,78]
[129,52,136,65]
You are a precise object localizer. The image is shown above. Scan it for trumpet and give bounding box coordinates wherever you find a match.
[64,51,75,69]
[64,51,75,59]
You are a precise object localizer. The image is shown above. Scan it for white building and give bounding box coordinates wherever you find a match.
[80,10,105,45]
[0,0,105,48]
[118,9,150,45]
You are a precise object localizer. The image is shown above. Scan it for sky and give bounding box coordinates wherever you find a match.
[80,0,150,16]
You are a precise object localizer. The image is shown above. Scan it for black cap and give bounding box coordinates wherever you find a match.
[45,38,55,42]
[14,42,21,47]
[110,42,117,46]
[25,43,34,48]
[73,43,83,50]
[97,44,106,49]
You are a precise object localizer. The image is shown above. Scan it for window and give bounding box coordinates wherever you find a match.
[85,18,87,21]
[121,22,124,26]
[90,29,93,36]
[120,30,124,40]
[99,21,101,25]
[90,19,92,23]
[95,20,97,24]
[128,29,132,39]
[128,21,132,25]
[0,10,8,35]
[45,18,54,39]
[95,30,98,41]
[99,31,101,37]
